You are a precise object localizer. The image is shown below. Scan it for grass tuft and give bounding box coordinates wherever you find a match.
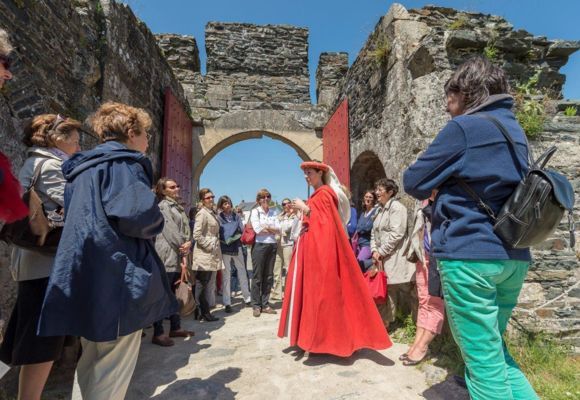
[563,106,577,117]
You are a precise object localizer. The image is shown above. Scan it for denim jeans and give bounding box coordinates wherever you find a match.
[439,259,539,400]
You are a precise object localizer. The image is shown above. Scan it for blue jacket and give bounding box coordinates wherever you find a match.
[356,206,378,247]
[218,211,243,256]
[403,96,531,262]
[38,141,178,342]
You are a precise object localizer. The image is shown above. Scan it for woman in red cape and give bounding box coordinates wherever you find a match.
[278,161,392,357]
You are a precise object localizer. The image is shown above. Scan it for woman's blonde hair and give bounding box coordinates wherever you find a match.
[0,29,13,57]
[255,188,271,203]
[22,114,81,148]
[89,101,152,143]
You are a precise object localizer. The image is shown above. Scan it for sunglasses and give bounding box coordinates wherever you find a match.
[0,55,11,70]
[282,202,291,206]
[262,195,271,199]
[49,114,67,133]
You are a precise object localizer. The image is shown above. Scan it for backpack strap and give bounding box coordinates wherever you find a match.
[477,114,532,171]
[28,158,50,191]
[456,114,531,221]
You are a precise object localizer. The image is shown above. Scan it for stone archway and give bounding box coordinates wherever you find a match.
[350,150,387,210]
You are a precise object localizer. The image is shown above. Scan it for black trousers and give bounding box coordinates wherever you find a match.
[196,271,213,315]
[153,271,181,336]
[251,242,277,308]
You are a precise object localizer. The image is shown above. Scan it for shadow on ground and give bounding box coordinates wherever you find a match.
[281,346,395,367]
[149,367,241,400]
[422,377,470,400]
[126,299,240,399]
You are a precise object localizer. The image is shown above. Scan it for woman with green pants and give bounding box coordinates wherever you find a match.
[403,56,539,400]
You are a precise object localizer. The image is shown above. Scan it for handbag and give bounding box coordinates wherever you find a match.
[240,209,256,245]
[363,260,388,304]
[175,281,196,317]
[0,158,63,254]
[458,114,575,249]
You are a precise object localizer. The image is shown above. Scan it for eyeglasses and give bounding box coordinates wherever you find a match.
[262,195,271,199]
[204,195,215,200]
[0,55,11,70]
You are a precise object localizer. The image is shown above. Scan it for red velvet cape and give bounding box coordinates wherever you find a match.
[0,151,28,223]
[278,185,392,357]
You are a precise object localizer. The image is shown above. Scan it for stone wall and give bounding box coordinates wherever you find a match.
[514,103,580,348]
[316,52,349,107]
[0,0,188,337]
[331,3,580,349]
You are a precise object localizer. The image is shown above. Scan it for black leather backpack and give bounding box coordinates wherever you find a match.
[459,114,575,249]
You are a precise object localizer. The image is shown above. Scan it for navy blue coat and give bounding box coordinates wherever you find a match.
[403,97,531,262]
[38,141,178,342]
[218,211,243,256]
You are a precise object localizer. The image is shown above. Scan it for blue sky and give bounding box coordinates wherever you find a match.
[124,0,580,205]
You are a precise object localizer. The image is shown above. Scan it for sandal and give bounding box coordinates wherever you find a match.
[402,351,429,366]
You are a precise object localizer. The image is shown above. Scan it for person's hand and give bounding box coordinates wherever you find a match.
[429,189,438,201]
[180,241,192,254]
[368,266,378,278]
[291,198,307,212]
[372,251,382,264]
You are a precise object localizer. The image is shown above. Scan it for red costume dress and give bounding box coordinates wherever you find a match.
[278,185,392,357]
[0,151,28,223]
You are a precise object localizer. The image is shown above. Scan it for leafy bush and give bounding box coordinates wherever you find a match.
[515,100,546,139]
[483,43,498,60]
[514,71,547,139]
[564,106,578,116]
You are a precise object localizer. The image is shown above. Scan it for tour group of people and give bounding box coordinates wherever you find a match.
[0,25,539,400]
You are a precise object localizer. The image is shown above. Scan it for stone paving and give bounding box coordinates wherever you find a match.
[124,297,469,400]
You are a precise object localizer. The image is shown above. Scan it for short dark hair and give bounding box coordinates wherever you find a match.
[444,56,510,111]
[217,195,232,210]
[375,178,399,197]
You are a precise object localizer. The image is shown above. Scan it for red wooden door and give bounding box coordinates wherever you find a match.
[323,99,350,187]
[162,88,193,207]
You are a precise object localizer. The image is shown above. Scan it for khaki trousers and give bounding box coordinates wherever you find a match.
[76,330,142,400]
[271,245,292,299]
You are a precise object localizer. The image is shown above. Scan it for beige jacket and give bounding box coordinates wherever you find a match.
[191,206,223,271]
[10,147,66,281]
[370,198,415,284]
